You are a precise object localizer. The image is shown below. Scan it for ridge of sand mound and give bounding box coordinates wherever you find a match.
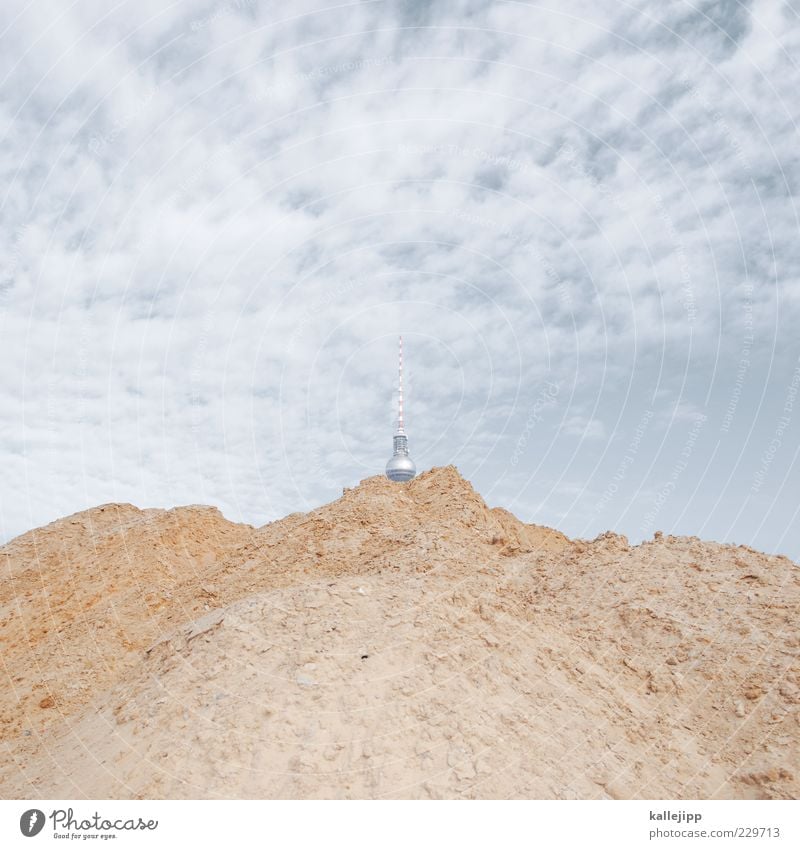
[1,466,797,799]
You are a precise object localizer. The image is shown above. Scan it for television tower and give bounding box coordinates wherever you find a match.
[385,335,417,482]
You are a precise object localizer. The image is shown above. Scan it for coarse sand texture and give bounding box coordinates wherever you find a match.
[1,466,797,799]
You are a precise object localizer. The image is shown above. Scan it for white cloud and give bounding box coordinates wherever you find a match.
[1,0,798,559]
[563,415,607,440]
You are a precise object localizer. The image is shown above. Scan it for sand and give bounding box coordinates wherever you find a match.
[0,466,797,798]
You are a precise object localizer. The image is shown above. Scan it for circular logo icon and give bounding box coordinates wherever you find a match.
[19,809,46,837]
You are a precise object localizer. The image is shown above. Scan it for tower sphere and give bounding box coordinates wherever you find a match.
[386,452,416,482]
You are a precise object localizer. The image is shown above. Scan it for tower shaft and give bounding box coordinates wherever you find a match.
[385,335,416,482]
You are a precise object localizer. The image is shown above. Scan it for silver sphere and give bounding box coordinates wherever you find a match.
[386,453,416,482]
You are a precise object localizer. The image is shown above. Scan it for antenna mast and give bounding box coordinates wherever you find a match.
[398,335,405,433]
[385,335,417,482]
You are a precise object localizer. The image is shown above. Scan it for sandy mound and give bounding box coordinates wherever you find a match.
[1,467,797,799]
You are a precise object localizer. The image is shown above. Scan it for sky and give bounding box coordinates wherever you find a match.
[1,0,799,559]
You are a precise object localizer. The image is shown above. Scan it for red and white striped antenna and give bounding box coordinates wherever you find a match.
[397,335,405,433]
[386,334,416,481]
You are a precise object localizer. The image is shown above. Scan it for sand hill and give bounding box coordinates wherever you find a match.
[0,466,797,799]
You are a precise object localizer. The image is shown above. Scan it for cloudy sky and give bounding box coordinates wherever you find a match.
[1,0,799,558]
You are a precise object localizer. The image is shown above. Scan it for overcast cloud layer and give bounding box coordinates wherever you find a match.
[1,0,799,558]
